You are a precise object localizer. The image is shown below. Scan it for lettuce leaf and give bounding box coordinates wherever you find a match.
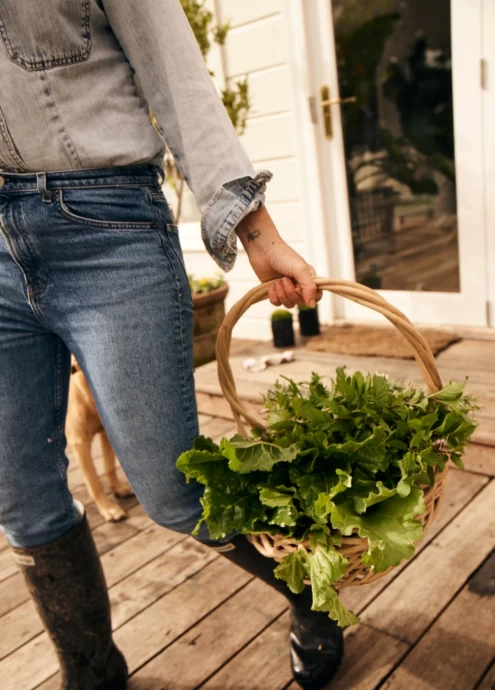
[220,436,300,473]
[259,487,300,528]
[274,549,308,594]
[348,480,397,513]
[330,488,426,572]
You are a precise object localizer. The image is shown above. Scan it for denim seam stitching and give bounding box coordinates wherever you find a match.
[0,0,91,72]
[166,224,189,279]
[145,189,196,439]
[17,205,51,305]
[0,205,52,327]
[40,70,83,169]
[54,338,74,514]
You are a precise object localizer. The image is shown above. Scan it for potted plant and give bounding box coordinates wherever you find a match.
[298,304,320,337]
[360,264,382,289]
[271,309,295,348]
[190,274,228,367]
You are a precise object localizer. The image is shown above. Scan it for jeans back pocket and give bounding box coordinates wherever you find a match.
[0,0,91,71]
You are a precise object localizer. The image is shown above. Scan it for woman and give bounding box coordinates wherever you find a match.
[0,1,343,688]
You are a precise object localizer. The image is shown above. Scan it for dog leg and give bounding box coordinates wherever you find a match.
[72,441,128,522]
[100,432,134,499]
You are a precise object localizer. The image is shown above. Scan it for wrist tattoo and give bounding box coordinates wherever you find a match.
[247,229,262,242]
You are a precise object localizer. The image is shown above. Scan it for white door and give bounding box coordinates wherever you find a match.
[305,0,487,326]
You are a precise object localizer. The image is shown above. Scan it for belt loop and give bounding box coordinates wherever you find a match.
[154,165,164,188]
[36,172,53,203]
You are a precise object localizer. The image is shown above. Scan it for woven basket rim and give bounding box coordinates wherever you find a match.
[246,467,448,589]
[247,467,446,548]
[215,278,443,437]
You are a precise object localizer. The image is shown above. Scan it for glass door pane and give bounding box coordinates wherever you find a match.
[332,0,459,292]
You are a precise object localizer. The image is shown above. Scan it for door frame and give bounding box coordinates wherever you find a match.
[484,0,495,328]
[291,0,488,327]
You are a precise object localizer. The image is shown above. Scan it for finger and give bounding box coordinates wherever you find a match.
[268,283,281,306]
[274,279,296,309]
[282,276,305,307]
[274,279,295,309]
[294,263,317,308]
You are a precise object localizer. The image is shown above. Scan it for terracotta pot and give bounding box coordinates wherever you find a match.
[192,283,229,367]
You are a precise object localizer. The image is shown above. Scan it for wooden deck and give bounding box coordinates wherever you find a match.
[0,339,494,689]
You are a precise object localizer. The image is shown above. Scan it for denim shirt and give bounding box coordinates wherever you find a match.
[0,0,271,270]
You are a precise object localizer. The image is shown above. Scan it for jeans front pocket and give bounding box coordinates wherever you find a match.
[0,0,91,71]
[55,187,157,229]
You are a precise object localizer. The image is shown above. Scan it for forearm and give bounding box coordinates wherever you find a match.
[236,206,318,309]
[235,206,283,258]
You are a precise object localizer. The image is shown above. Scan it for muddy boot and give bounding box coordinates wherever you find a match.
[210,535,343,689]
[11,516,128,690]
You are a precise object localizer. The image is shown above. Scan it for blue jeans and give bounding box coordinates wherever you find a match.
[0,165,206,548]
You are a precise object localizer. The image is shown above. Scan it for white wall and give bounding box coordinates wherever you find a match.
[179,0,309,339]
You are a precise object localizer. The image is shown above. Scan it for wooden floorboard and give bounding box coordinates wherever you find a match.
[359,481,495,643]
[463,444,495,477]
[0,573,28,619]
[381,553,495,690]
[1,339,495,689]
[476,661,495,690]
[112,559,251,680]
[200,611,292,690]
[128,578,287,689]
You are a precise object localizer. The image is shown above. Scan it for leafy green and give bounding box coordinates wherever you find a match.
[259,487,300,527]
[274,549,307,594]
[331,487,426,572]
[220,436,299,473]
[177,369,477,626]
[348,480,397,513]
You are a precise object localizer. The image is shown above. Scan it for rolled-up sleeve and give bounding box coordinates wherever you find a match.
[102,0,271,270]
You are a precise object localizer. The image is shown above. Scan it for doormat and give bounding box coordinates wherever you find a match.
[304,325,460,360]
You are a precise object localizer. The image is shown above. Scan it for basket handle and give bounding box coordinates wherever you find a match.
[216,278,443,436]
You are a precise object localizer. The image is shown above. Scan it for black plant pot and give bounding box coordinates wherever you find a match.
[298,307,320,337]
[272,319,295,348]
[361,272,382,289]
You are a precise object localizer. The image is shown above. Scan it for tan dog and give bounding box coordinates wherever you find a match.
[66,357,134,521]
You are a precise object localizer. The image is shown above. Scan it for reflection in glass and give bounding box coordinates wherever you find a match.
[333,0,460,292]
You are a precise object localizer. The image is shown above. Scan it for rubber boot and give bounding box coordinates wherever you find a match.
[212,535,343,689]
[11,516,128,690]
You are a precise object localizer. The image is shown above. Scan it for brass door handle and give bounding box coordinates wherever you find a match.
[321,85,356,139]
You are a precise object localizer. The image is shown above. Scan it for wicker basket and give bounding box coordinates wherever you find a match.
[216,278,448,589]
